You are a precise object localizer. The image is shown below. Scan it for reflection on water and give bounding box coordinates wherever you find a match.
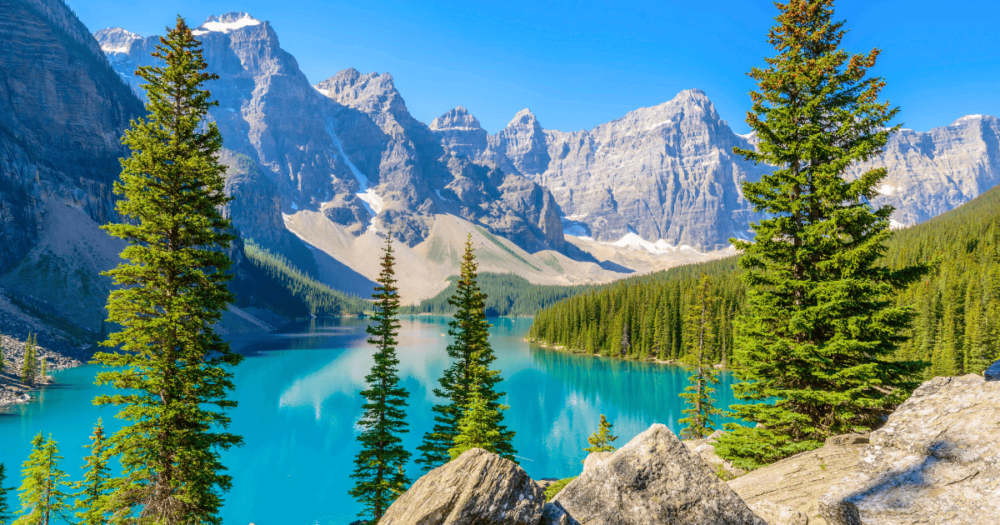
[0,316,741,525]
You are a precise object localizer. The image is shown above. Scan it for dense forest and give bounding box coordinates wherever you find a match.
[232,239,369,317]
[530,185,1000,378]
[403,273,595,317]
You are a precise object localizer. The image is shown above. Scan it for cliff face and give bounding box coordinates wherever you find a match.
[433,95,1000,251]
[0,0,143,272]
[98,16,566,253]
[432,91,764,251]
[851,115,1000,227]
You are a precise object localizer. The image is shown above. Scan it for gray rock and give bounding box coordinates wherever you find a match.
[984,359,1000,381]
[847,116,1000,228]
[728,438,868,525]
[553,424,766,525]
[748,501,809,525]
[825,433,869,447]
[819,374,1000,525]
[379,448,543,525]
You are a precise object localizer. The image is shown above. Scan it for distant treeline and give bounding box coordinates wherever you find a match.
[403,273,596,317]
[232,239,369,318]
[529,185,1000,378]
[528,258,743,363]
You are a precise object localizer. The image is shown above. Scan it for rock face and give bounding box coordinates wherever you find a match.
[819,373,1000,525]
[550,424,766,525]
[849,116,1000,228]
[379,448,543,525]
[433,91,763,250]
[0,0,143,273]
[434,99,1000,252]
[99,15,567,253]
[728,437,868,525]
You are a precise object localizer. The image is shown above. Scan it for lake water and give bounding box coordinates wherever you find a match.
[0,316,742,524]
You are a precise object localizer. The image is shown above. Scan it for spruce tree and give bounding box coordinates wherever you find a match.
[349,232,411,523]
[74,419,111,525]
[583,414,619,457]
[417,234,516,469]
[448,384,508,460]
[93,16,243,524]
[0,463,12,525]
[678,274,721,440]
[38,357,47,384]
[14,433,71,525]
[714,0,928,470]
[20,335,36,386]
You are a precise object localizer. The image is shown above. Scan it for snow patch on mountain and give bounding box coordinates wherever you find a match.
[603,232,707,255]
[193,13,261,35]
[94,27,141,54]
[323,117,382,219]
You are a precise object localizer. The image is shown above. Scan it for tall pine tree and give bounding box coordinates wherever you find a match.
[417,234,516,469]
[349,232,411,523]
[678,274,721,440]
[715,0,928,470]
[73,419,111,525]
[94,16,243,524]
[0,463,12,525]
[14,434,71,525]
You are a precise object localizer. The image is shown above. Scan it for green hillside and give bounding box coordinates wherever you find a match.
[529,185,1000,378]
[231,239,369,318]
[403,273,596,317]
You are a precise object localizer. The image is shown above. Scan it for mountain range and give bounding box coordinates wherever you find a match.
[3,4,1000,340]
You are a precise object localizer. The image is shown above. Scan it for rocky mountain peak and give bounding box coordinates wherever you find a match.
[507,108,541,129]
[94,27,141,54]
[193,12,262,35]
[430,106,483,131]
[316,68,411,134]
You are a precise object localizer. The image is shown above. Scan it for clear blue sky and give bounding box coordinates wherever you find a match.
[73,0,1000,134]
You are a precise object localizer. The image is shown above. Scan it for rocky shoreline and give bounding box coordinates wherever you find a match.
[0,333,90,410]
[376,361,1000,525]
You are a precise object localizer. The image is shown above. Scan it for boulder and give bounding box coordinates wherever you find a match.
[727,437,867,525]
[818,374,1000,525]
[378,448,543,525]
[984,359,1000,381]
[551,424,766,525]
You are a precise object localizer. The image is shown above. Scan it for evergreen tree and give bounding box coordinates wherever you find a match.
[20,335,37,386]
[0,463,12,525]
[349,233,411,523]
[678,274,721,439]
[583,414,619,457]
[418,234,516,469]
[714,0,928,470]
[38,357,47,384]
[14,434,71,525]
[93,16,243,524]
[73,419,111,525]
[448,384,509,460]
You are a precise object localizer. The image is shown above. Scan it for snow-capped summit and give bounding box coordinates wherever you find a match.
[193,12,261,35]
[93,27,141,54]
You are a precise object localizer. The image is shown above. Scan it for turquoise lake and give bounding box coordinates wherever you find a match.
[0,316,742,524]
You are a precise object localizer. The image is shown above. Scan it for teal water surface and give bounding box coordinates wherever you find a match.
[0,316,741,524]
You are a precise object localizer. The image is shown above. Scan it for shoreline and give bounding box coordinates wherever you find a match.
[525,338,730,370]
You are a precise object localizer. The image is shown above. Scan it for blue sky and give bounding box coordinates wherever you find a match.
[74,0,1000,134]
